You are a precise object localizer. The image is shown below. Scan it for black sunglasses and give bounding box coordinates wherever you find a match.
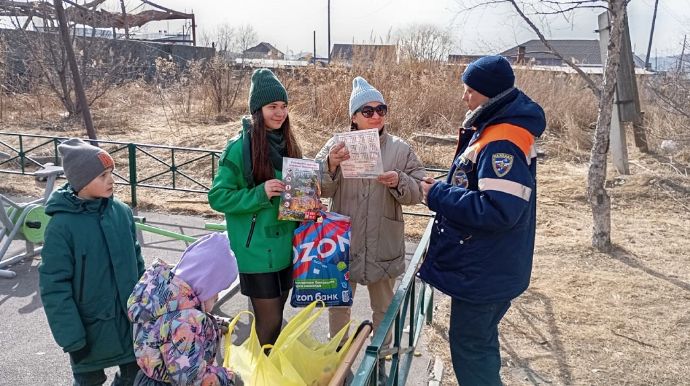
[357,104,388,118]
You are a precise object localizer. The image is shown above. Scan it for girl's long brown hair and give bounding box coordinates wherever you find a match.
[250,110,302,184]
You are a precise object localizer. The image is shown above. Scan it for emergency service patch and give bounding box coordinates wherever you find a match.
[491,153,514,177]
[452,169,469,188]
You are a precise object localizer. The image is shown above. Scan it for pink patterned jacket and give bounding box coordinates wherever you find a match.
[127,260,237,386]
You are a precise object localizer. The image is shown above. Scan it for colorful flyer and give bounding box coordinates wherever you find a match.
[278,157,322,221]
[333,128,384,178]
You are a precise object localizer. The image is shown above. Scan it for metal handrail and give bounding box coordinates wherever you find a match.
[352,219,435,385]
[0,132,447,216]
[1,131,443,383]
[0,132,222,207]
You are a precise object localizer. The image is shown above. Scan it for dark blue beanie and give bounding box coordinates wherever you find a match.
[461,55,515,98]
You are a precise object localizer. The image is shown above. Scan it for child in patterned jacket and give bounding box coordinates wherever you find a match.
[127,232,241,386]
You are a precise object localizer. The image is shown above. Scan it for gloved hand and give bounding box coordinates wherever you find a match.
[215,316,230,335]
[232,372,244,386]
[69,345,90,363]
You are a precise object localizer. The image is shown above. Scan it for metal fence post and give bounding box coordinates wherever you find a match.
[128,143,137,207]
[53,138,60,165]
[18,135,25,174]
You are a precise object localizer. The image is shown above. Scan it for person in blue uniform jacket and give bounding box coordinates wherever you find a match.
[419,55,546,386]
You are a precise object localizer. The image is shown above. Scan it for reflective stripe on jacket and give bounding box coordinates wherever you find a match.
[418,89,545,303]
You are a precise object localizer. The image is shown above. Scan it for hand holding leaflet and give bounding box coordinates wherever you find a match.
[332,128,383,178]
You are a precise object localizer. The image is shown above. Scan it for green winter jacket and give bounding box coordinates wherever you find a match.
[208,117,297,273]
[39,185,145,373]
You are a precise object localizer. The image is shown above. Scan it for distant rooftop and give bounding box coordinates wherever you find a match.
[500,39,646,68]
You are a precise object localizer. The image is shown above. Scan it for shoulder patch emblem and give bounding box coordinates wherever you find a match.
[491,153,514,177]
[452,169,469,188]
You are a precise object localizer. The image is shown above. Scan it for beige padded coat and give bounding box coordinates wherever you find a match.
[315,128,426,284]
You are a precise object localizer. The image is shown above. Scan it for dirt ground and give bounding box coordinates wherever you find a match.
[427,150,690,385]
[2,102,689,385]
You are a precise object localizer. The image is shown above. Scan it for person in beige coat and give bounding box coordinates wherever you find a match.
[315,76,426,344]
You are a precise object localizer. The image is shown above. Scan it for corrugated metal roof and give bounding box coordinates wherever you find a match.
[500,39,646,68]
[330,44,396,60]
[501,39,602,65]
[244,42,282,54]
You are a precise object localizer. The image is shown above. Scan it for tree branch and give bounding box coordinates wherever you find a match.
[506,0,601,99]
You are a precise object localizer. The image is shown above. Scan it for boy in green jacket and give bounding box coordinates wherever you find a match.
[39,138,145,386]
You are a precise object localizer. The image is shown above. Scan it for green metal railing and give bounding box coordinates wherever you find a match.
[0,132,448,217]
[352,219,435,385]
[0,132,221,207]
[2,131,440,384]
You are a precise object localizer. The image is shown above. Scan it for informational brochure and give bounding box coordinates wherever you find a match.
[333,128,384,178]
[278,157,322,221]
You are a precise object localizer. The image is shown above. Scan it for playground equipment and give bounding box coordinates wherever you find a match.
[0,164,63,278]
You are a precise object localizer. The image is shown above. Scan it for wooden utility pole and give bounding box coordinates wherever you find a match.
[119,0,129,39]
[327,0,331,64]
[618,12,648,153]
[53,0,97,141]
[678,35,687,73]
[644,0,659,70]
[598,11,629,175]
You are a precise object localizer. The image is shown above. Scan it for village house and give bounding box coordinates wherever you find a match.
[499,39,646,68]
[330,43,398,65]
[242,42,285,59]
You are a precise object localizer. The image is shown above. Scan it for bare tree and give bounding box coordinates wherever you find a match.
[205,56,247,114]
[14,27,130,119]
[235,24,258,59]
[456,0,630,252]
[396,23,455,62]
[214,23,236,55]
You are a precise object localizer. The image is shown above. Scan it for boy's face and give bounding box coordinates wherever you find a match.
[77,168,114,200]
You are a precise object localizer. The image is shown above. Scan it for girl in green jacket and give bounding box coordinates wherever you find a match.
[208,68,302,346]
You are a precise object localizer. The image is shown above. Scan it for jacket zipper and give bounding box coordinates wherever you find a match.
[79,254,86,303]
[245,214,257,248]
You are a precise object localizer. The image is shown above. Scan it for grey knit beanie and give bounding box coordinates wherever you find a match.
[58,138,115,192]
[349,76,385,117]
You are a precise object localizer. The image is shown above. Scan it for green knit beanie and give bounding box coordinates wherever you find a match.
[248,68,288,114]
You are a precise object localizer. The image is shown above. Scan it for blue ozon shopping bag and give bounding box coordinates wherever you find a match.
[290,211,353,307]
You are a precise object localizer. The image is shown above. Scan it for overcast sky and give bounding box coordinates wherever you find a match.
[5,0,688,58]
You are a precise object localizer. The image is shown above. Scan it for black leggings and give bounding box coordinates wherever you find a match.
[250,292,290,346]
[239,266,292,346]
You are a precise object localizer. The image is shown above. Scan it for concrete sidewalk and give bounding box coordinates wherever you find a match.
[0,208,437,385]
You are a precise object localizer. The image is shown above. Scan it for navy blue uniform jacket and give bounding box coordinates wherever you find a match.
[418,88,546,303]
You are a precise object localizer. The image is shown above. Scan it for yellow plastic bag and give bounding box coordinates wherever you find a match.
[223,311,303,386]
[270,300,355,385]
[223,301,356,386]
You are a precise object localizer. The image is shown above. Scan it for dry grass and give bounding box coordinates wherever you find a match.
[1,62,689,385]
[427,149,690,385]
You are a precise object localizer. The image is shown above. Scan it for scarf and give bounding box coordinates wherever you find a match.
[266,129,287,171]
[241,117,286,187]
